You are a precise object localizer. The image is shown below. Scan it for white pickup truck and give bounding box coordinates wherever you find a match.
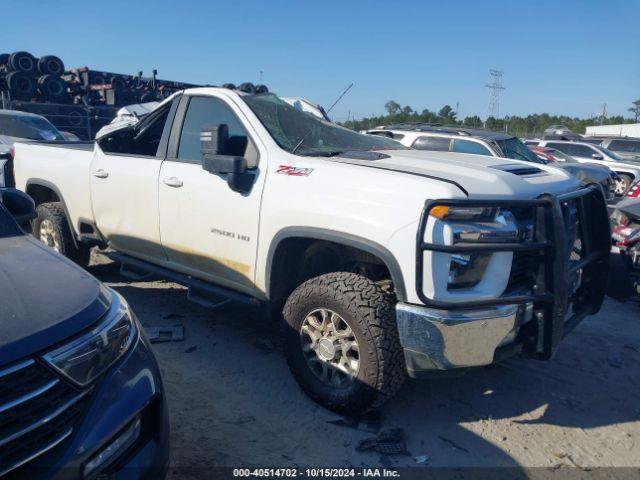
[13,86,611,413]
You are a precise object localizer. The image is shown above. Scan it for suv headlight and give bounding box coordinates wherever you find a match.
[43,288,138,386]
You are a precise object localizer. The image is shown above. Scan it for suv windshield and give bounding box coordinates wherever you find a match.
[496,137,544,164]
[0,203,22,238]
[243,94,403,156]
[0,114,64,141]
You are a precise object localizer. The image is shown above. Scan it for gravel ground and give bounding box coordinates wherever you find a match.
[89,253,640,474]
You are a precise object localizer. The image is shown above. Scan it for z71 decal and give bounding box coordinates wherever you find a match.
[276,165,314,176]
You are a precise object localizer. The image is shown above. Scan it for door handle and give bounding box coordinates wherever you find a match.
[92,169,109,179]
[163,177,183,188]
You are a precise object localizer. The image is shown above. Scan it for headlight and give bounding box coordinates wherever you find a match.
[448,253,492,289]
[43,289,138,386]
[430,205,498,222]
[429,206,523,291]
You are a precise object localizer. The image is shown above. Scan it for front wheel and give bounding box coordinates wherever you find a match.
[282,272,406,414]
[615,174,633,196]
[33,202,90,267]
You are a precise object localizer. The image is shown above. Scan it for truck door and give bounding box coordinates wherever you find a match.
[158,94,266,296]
[90,100,177,263]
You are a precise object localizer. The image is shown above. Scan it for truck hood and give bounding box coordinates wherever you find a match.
[0,235,109,366]
[334,150,581,198]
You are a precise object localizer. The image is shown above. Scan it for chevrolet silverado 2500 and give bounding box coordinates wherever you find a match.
[13,86,612,413]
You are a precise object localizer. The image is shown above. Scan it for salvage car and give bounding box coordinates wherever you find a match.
[538,140,640,195]
[0,109,65,144]
[366,125,616,199]
[0,188,169,478]
[13,85,611,414]
[599,137,640,162]
[528,145,619,199]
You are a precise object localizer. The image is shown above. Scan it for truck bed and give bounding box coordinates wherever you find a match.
[13,141,97,233]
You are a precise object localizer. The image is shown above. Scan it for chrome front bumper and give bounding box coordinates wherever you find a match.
[396,302,533,377]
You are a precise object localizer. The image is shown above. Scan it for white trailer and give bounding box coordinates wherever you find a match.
[585,123,640,138]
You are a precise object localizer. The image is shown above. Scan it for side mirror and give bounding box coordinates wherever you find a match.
[202,155,247,175]
[0,187,36,229]
[592,153,604,160]
[200,124,251,193]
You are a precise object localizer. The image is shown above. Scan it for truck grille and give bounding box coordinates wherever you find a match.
[0,359,89,477]
[508,250,538,290]
[417,186,611,358]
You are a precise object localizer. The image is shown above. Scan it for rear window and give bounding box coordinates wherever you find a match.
[412,136,451,151]
[0,114,63,141]
[609,139,640,153]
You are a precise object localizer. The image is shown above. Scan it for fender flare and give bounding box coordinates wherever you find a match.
[265,226,407,302]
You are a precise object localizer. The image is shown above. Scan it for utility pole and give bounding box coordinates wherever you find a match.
[455,101,459,118]
[600,103,607,125]
[485,69,505,120]
[259,70,263,83]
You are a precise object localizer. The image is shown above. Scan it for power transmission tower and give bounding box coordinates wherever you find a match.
[485,69,505,119]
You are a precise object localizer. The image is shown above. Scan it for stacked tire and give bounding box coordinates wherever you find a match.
[0,51,66,101]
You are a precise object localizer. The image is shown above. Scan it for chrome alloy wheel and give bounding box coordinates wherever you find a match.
[614,177,629,196]
[39,219,61,253]
[300,308,360,388]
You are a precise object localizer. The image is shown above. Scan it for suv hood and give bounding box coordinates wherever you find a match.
[334,150,581,198]
[0,235,109,366]
[559,162,610,183]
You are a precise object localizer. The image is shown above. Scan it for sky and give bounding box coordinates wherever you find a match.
[1,0,638,122]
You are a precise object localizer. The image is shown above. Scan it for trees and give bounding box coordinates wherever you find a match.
[629,99,640,122]
[463,115,482,127]
[438,105,456,122]
[341,100,637,136]
[384,101,401,116]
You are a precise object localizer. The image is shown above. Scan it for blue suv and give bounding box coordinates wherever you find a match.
[0,188,169,479]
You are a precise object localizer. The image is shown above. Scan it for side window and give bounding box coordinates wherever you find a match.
[570,144,595,157]
[610,140,640,153]
[177,96,257,166]
[451,139,492,156]
[99,106,170,157]
[412,136,451,151]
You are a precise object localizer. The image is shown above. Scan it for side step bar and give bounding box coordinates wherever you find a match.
[104,251,262,309]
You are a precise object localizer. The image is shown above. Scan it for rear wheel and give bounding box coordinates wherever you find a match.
[615,174,633,196]
[33,202,90,267]
[282,272,406,414]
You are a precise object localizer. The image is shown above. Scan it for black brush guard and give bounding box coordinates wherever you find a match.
[415,185,611,359]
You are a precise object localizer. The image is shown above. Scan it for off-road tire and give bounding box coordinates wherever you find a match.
[282,272,406,414]
[33,202,90,267]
